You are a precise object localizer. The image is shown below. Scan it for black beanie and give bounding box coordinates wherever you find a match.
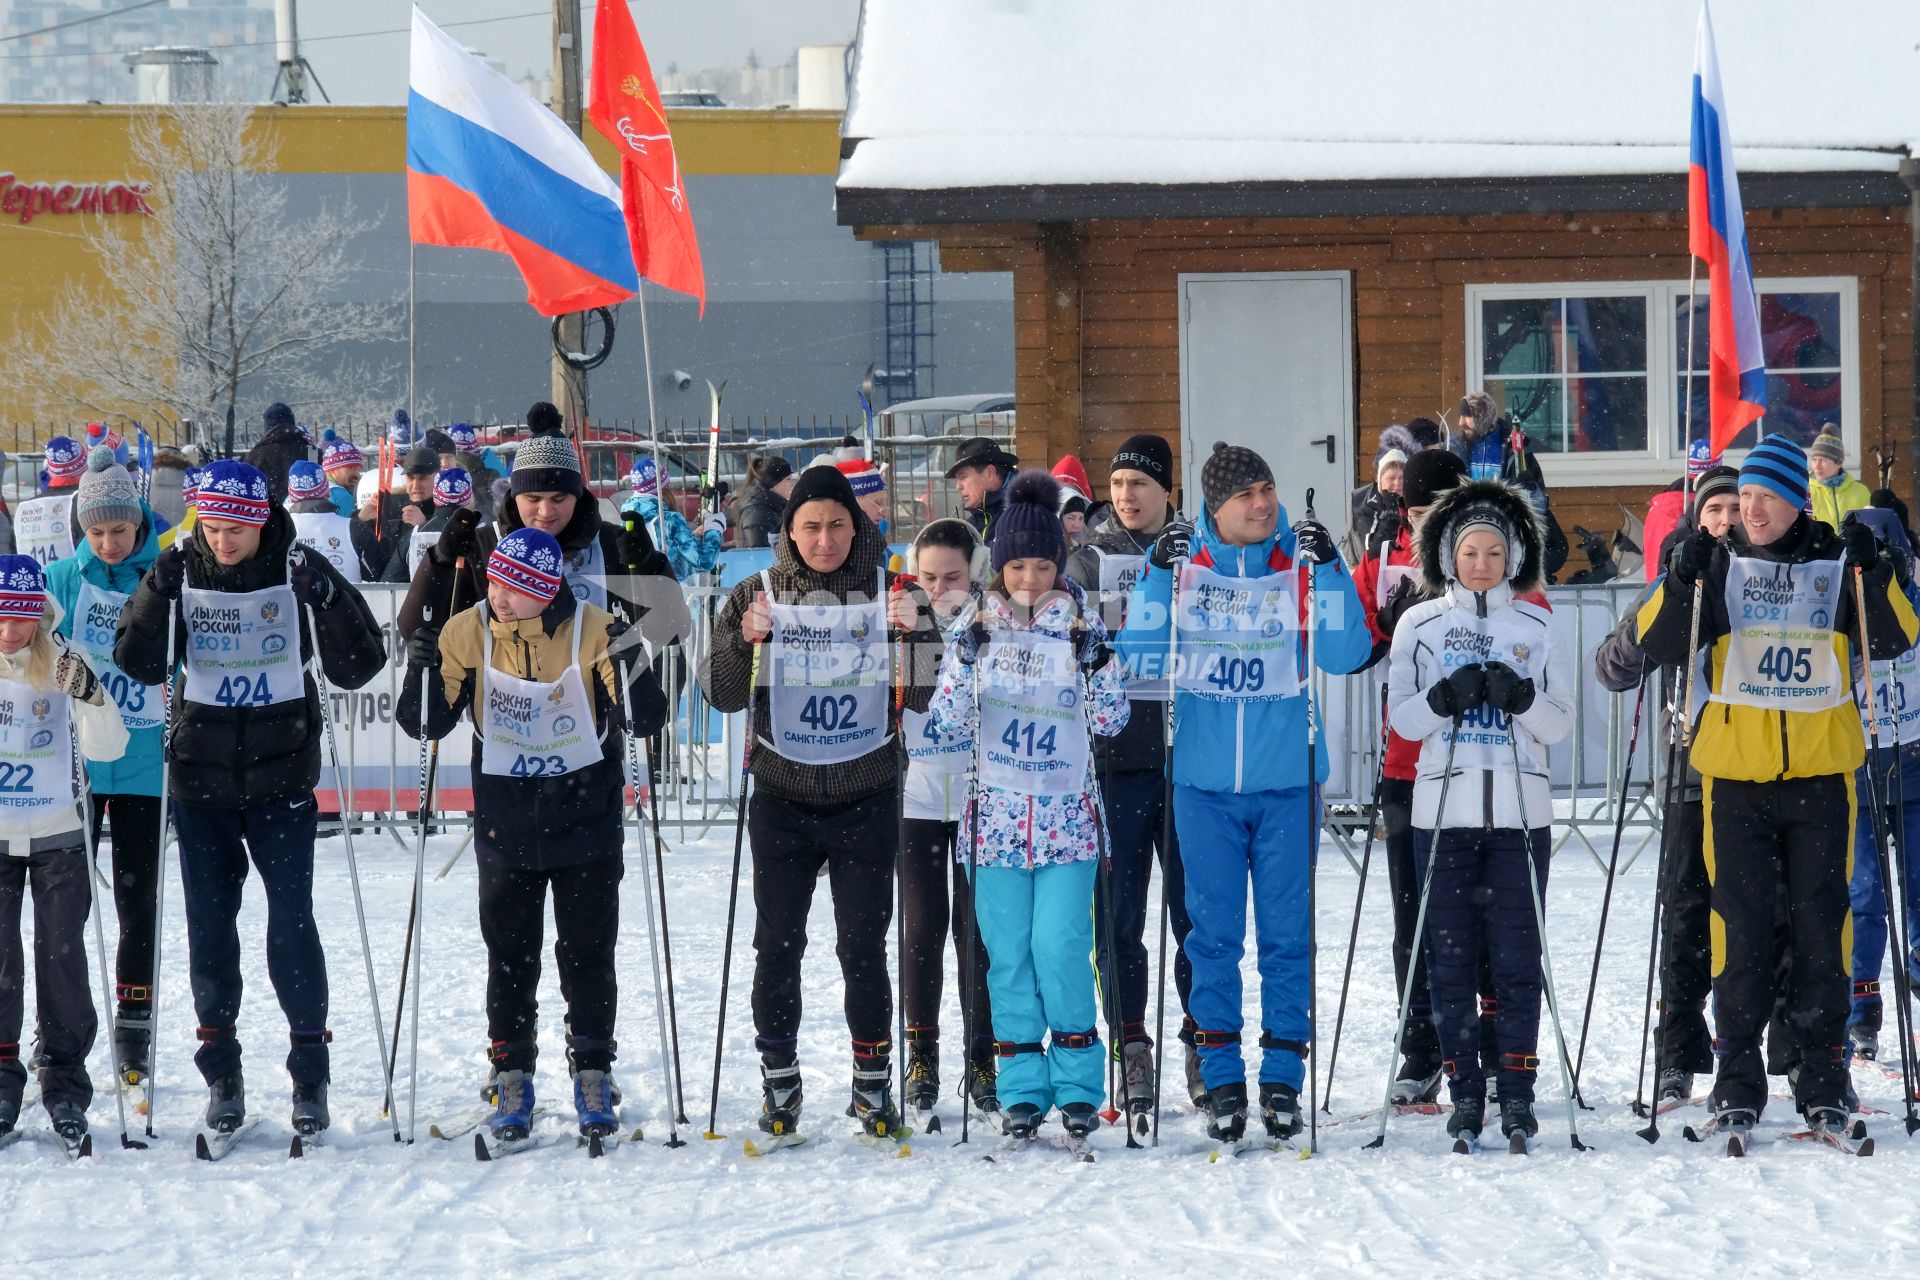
[1110,433,1173,491]
[1691,464,1739,520]
[782,463,863,532]
[526,401,564,436]
[1200,441,1274,514]
[1401,449,1468,508]
[992,470,1067,572]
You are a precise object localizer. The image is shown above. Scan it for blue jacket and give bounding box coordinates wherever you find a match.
[328,482,356,518]
[1114,505,1369,794]
[621,494,720,578]
[45,503,164,797]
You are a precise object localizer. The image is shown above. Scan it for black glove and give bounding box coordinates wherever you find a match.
[406,623,442,670]
[953,619,990,666]
[1843,517,1880,574]
[1071,622,1110,672]
[616,519,658,573]
[1669,527,1716,588]
[54,647,100,704]
[1482,660,1536,714]
[148,545,185,600]
[1149,520,1194,571]
[288,547,337,610]
[1425,662,1486,718]
[1366,511,1403,559]
[1376,575,1422,637]
[430,507,481,566]
[1292,518,1339,566]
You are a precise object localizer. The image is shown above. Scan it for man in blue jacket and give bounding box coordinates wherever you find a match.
[1116,441,1370,1143]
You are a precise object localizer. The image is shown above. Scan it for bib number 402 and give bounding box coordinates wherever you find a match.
[800,694,859,733]
[1756,645,1813,684]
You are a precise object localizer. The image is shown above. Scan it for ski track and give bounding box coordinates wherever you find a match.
[4,820,1920,1276]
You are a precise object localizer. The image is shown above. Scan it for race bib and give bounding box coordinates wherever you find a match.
[764,578,891,766]
[904,705,971,777]
[15,496,74,569]
[476,603,602,779]
[0,676,74,817]
[1173,564,1300,702]
[1713,555,1846,711]
[976,631,1088,797]
[181,582,305,709]
[71,580,160,730]
[1097,550,1165,702]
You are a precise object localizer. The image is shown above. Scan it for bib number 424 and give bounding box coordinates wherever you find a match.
[1756,645,1814,684]
[214,674,273,707]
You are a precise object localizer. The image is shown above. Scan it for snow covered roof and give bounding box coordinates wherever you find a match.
[839,0,1920,217]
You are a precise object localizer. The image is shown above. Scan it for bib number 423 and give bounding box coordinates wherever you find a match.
[1756,645,1813,684]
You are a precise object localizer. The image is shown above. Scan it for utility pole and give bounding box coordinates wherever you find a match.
[550,0,589,432]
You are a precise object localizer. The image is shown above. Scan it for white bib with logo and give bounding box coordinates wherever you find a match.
[181,576,305,709]
[563,534,608,611]
[0,677,73,819]
[71,579,160,730]
[476,603,603,779]
[976,630,1088,797]
[904,706,971,778]
[1856,646,1920,746]
[763,570,891,765]
[290,511,363,584]
[407,529,442,581]
[1713,554,1846,711]
[15,495,74,569]
[1432,615,1546,773]
[1173,563,1300,703]
[1097,549,1166,702]
[1376,560,1417,610]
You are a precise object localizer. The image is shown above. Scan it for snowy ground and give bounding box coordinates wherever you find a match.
[6,803,1919,1279]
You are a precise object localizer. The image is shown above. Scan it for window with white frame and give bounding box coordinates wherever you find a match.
[1465,277,1859,485]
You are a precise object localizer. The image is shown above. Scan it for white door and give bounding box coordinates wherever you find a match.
[1177,271,1353,530]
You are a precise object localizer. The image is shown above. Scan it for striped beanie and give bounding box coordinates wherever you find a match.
[84,421,129,467]
[448,423,478,451]
[183,466,204,506]
[487,527,564,604]
[629,454,660,497]
[0,555,46,619]
[320,430,363,476]
[1810,423,1845,466]
[196,459,272,527]
[75,446,142,531]
[835,458,885,497]
[510,404,584,498]
[287,460,330,503]
[1738,433,1810,511]
[44,435,85,487]
[433,466,474,508]
[1686,435,1716,477]
[1691,464,1740,520]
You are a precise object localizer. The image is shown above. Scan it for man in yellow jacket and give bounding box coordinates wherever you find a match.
[1638,433,1917,1140]
[1808,424,1872,531]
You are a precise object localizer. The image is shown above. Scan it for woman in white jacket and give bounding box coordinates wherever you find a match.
[1388,480,1571,1149]
[0,554,128,1145]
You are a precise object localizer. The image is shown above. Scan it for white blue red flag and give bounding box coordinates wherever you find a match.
[1688,1,1767,456]
[406,7,637,316]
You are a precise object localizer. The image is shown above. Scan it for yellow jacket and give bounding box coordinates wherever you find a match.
[1809,473,1872,531]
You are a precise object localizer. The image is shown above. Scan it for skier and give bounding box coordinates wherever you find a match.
[45,447,168,1088]
[1593,463,1740,1102]
[287,461,372,584]
[318,432,364,519]
[1638,433,1918,1142]
[0,555,129,1146]
[897,518,998,1118]
[1808,425,1872,531]
[1388,478,1574,1149]
[836,459,892,539]
[620,455,725,580]
[383,467,478,585]
[1115,442,1370,1142]
[113,459,387,1140]
[926,471,1128,1145]
[399,526,666,1144]
[243,402,312,503]
[17,436,84,568]
[699,462,942,1141]
[1062,433,1201,1114]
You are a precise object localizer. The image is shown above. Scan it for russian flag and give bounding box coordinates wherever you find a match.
[407,7,637,316]
[1687,2,1767,457]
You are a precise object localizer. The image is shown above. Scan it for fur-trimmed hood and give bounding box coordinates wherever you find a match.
[1415,478,1543,595]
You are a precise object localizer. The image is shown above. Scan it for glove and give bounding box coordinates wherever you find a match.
[953,619,990,666]
[701,480,731,506]
[1376,575,1422,637]
[288,547,337,610]
[1844,517,1880,574]
[54,647,101,704]
[1291,518,1339,566]
[700,511,727,540]
[616,520,658,573]
[1149,520,1194,571]
[1424,662,1486,718]
[148,545,185,600]
[1071,619,1111,672]
[430,507,481,566]
[1482,660,1536,714]
[1366,510,1403,559]
[405,623,442,670]
[1669,527,1716,588]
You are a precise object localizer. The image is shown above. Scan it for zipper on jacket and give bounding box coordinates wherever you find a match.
[1478,589,1493,831]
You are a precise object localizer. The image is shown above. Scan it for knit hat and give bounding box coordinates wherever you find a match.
[286,460,330,504]
[1110,433,1173,492]
[1405,417,1444,450]
[1376,424,1419,471]
[75,446,142,531]
[84,421,129,467]
[1809,423,1845,466]
[320,431,362,476]
[990,470,1067,572]
[781,461,863,532]
[0,555,46,619]
[262,402,296,433]
[752,456,793,489]
[1051,454,1093,502]
[511,405,584,498]
[834,458,886,498]
[1376,448,1409,481]
[195,459,272,527]
[1686,435,1717,477]
[424,428,455,457]
[433,467,474,508]
[487,527,565,604]
[1691,464,1739,521]
[403,444,439,477]
[629,454,661,497]
[448,423,478,451]
[1739,432,1811,510]
[1401,449,1468,508]
[44,436,85,488]
[1199,441,1274,515]
[182,466,203,506]
[1059,489,1090,519]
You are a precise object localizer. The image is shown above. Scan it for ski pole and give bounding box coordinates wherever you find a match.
[1151,553,1184,1149]
[1300,490,1320,1156]
[620,652,685,1148]
[1364,718,1459,1151]
[306,604,401,1144]
[643,739,689,1125]
[143,615,176,1136]
[1085,663,1141,1147]
[1507,731,1589,1151]
[1570,673,1648,1107]
[1323,681,1390,1111]
[1887,700,1920,1126]
[74,733,145,1149]
[957,627,985,1147]
[704,640,761,1141]
[892,624,909,1123]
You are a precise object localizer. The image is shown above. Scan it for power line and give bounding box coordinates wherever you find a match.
[0,0,167,44]
[0,6,586,62]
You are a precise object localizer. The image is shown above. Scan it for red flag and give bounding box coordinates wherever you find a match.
[588,1,706,316]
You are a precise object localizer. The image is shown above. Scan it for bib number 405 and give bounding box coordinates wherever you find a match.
[1756,645,1814,684]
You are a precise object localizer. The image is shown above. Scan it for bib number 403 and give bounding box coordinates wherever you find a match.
[1756,645,1814,684]
[214,674,273,707]
[800,694,859,733]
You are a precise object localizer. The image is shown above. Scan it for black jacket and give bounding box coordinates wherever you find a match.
[244,425,313,504]
[732,481,785,552]
[113,510,387,808]
[1064,519,1168,775]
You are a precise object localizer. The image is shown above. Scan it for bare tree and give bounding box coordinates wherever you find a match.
[2,103,401,452]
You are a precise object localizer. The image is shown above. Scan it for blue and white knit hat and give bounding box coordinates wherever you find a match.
[432,466,474,508]
[320,430,363,476]
[182,466,204,506]
[1686,435,1716,478]
[287,460,330,503]
[447,423,477,451]
[629,454,660,497]
[487,527,564,604]
[0,555,46,619]
[196,459,272,527]
[44,435,85,487]
[1738,432,1811,511]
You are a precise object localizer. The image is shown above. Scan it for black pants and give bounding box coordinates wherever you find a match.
[1703,774,1852,1113]
[1093,767,1192,1046]
[0,843,95,1110]
[87,793,162,1019]
[1380,778,1437,1061]
[749,787,895,1065]
[901,817,991,1059]
[1654,796,1716,1073]
[476,857,623,1074]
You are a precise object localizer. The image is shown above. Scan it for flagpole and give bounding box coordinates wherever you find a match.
[407,239,417,434]
[638,280,669,553]
[1682,256,1699,511]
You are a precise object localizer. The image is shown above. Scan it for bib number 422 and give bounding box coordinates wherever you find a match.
[1756,645,1814,684]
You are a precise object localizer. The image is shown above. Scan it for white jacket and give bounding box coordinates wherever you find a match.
[0,636,128,856]
[1387,581,1572,830]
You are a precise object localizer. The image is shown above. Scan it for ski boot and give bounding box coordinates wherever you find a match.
[1711,1104,1758,1153]
[573,1069,617,1139]
[489,1070,536,1142]
[204,1072,245,1134]
[1119,1041,1155,1117]
[1655,1068,1694,1105]
[758,1062,803,1137]
[1499,1096,1538,1153]
[1184,1045,1208,1108]
[1258,1082,1301,1141]
[965,1055,1000,1113]
[1060,1101,1099,1138]
[48,1100,88,1143]
[849,1066,902,1140]
[0,1096,16,1138]
[1205,1082,1248,1144]
[291,1080,330,1136]
[1001,1101,1043,1139]
[564,1029,622,1108]
[1848,1022,1879,1063]
[114,1011,153,1086]
[1391,1053,1444,1106]
[1447,1092,1486,1151]
[904,1041,939,1114]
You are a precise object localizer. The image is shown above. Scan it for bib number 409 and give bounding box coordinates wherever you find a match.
[800,694,859,733]
[1756,645,1813,684]
[1206,656,1266,694]
[214,674,272,707]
